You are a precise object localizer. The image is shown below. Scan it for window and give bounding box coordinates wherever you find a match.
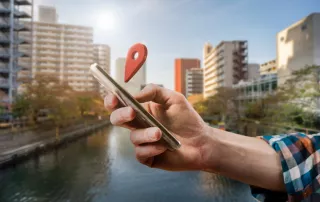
[301,24,307,31]
[280,36,284,42]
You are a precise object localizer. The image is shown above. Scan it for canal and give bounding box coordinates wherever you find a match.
[0,126,255,202]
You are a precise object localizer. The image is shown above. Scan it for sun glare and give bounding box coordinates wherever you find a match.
[96,12,116,31]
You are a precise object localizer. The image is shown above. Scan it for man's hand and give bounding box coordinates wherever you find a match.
[104,84,212,171]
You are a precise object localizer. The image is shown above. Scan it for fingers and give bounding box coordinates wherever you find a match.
[135,143,167,166]
[134,84,174,106]
[130,127,162,145]
[110,107,136,126]
[104,92,118,111]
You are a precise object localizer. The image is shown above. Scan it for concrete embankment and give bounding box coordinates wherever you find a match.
[0,121,110,169]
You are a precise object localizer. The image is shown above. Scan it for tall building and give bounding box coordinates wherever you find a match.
[174,58,200,96]
[0,0,33,119]
[260,59,277,76]
[277,13,320,85]
[115,57,146,95]
[247,63,260,80]
[22,6,110,92]
[203,41,248,98]
[93,44,110,96]
[185,68,203,98]
[38,5,57,23]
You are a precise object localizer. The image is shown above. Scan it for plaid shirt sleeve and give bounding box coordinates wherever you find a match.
[260,133,320,202]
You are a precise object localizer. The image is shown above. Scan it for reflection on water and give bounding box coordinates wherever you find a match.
[0,126,255,202]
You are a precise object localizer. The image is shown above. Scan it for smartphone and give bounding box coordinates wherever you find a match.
[90,63,181,151]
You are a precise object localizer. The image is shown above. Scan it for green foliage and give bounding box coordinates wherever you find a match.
[12,95,31,119]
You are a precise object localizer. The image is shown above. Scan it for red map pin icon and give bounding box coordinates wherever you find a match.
[124,43,148,83]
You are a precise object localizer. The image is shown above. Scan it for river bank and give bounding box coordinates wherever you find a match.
[0,120,110,169]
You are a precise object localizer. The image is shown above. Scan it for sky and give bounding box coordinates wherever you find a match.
[35,0,320,90]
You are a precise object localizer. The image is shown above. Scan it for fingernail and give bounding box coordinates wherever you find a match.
[148,128,161,141]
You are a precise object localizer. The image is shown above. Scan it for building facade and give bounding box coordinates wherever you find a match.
[203,41,248,98]
[38,5,57,23]
[115,57,146,95]
[233,74,278,107]
[174,58,200,96]
[247,63,260,80]
[21,6,110,92]
[260,59,277,76]
[185,68,203,98]
[93,44,110,96]
[277,13,320,86]
[0,0,33,120]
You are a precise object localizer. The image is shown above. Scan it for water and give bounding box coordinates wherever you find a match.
[0,126,255,202]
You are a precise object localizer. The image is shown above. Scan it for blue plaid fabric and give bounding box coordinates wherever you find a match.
[258,133,320,202]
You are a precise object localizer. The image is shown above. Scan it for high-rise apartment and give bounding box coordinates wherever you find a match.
[93,44,110,96]
[260,59,277,76]
[174,58,200,96]
[22,6,110,92]
[203,41,248,98]
[0,0,33,119]
[185,68,203,98]
[115,57,146,95]
[277,13,320,85]
[38,5,57,23]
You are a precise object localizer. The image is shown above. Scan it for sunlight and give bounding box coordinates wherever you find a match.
[96,12,116,31]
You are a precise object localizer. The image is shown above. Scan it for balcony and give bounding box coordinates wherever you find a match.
[0,66,9,73]
[0,38,10,46]
[0,8,10,16]
[15,0,32,6]
[14,10,31,18]
[0,53,10,61]
[0,78,9,88]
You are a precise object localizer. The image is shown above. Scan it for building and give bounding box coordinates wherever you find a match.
[260,59,277,76]
[174,58,200,96]
[185,68,203,98]
[0,0,33,120]
[93,44,110,96]
[38,5,57,23]
[247,63,260,80]
[203,41,248,98]
[233,74,278,107]
[115,57,146,95]
[277,13,320,86]
[21,6,110,92]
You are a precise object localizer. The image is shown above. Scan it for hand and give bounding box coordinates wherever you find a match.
[104,84,212,171]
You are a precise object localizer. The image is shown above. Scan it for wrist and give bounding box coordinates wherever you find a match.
[198,126,222,173]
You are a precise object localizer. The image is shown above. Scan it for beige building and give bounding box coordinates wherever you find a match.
[203,41,248,98]
[277,13,320,85]
[38,5,58,23]
[260,59,277,76]
[20,6,110,92]
[186,68,203,98]
[93,44,110,95]
[115,57,146,95]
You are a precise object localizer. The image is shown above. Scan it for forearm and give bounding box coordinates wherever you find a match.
[201,127,285,191]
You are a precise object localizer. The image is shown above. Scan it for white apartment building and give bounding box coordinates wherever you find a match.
[19,6,110,92]
[115,57,146,95]
[260,59,277,76]
[93,44,110,96]
[203,41,248,98]
[277,13,320,86]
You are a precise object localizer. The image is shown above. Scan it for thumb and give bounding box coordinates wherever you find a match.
[134,84,172,105]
